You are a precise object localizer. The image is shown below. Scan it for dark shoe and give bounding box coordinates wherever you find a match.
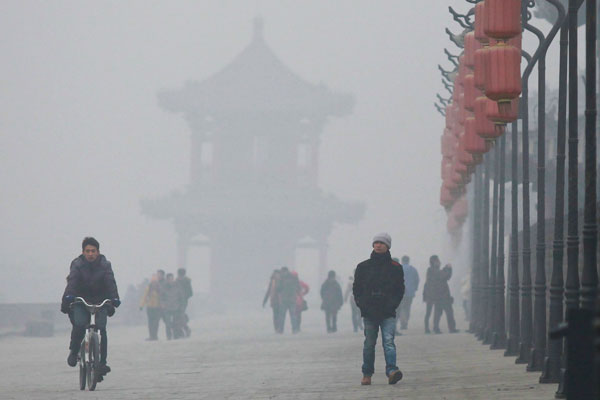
[98,363,111,376]
[425,328,431,334]
[388,369,403,385]
[434,329,442,334]
[449,329,460,334]
[361,375,372,385]
[145,337,158,341]
[67,350,78,367]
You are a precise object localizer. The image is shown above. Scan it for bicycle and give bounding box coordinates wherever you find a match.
[70,297,111,391]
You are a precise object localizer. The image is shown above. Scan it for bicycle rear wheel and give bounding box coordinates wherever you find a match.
[87,333,100,391]
[78,344,86,390]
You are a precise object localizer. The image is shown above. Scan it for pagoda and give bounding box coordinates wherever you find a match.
[141,18,364,300]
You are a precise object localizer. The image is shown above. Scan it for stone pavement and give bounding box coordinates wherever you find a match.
[0,308,557,400]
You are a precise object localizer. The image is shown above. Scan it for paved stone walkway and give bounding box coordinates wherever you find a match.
[0,309,557,399]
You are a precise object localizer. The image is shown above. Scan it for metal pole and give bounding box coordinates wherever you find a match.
[556,0,585,396]
[528,0,566,373]
[478,153,491,340]
[516,72,533,365]
[492,134,508,350]
[581,0,598,313]
[505,120,521,356]
[471,165,482,334]
[540,14,569,385]
[486,144,500,345]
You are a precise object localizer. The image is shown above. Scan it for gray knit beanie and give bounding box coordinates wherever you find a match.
[372,233,392,249]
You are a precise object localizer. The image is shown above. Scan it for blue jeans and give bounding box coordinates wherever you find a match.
[69,303,108,363]
[362,317,399,377]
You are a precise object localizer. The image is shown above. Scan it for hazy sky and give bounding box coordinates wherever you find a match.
[0,1,571,303]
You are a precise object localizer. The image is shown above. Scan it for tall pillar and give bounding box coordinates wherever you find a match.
[492,134,507,350]
[505,121,521,357]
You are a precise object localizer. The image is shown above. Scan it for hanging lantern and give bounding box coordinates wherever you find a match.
[484,0,521,41]
[464,74,476,111]
[464,32,477,70]
[474,44,488,90]
[486,96,519,124]
[452,195,469,223]
[464,117,488,154]
[440,186,454,208]
[446,214,462,234]
[476,96,504,139]
[485,43,522,112]
[474,2,489,45]
[458,92,467,126]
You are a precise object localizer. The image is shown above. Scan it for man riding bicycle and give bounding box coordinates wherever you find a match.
[61,237,120,379]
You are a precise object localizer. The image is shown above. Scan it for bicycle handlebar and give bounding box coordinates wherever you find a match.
[71,297,112,312]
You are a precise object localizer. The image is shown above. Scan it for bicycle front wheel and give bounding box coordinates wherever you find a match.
[87,333,100,391]
[78,344,86,390]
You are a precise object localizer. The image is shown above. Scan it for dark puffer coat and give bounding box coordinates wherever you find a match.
[352,251,405,321]
[422,265,452,303]
[320,278,343,312]
[61,254,119,312]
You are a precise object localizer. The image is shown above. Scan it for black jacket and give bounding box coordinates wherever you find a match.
[320,278,343,312]
[352,251,405,321]
[423,265,452,303]
[61,254,120,313]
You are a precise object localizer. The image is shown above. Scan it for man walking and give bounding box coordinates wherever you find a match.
[176,268,193,337]
[277,267,301,333]
[320,270,343,333]
[353,233,405,385]
[396,255,419,331]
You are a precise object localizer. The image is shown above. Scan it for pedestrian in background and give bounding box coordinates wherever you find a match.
[140,275,161,341]
[395,255,419,332]
[263,269,282,333]
[176,268,193,337]
[162,273,184,339]
[344,273,363,332]
[277,267,301,334]
[320,270,343,333]
[353,233,404,386]
[432,263,458,334]
[293,271,309,333]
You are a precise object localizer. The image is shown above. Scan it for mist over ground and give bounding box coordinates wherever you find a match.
[0,1,567,305]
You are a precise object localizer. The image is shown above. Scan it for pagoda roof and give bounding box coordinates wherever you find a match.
[140,185,364,230]
[158,18,354,117]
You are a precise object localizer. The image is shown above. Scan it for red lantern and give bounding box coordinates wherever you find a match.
[486,97,519,124]
[465,32,477,70]
[485,43,522,110]
[474,2,489,45]
[484,0,521,41]
[464,117,488,154]
[446,214,461,234]
[458,93,467,126]
[452,195,468,223]
[464,74,476,112]
[475,96,505,140]
[474,44,488,90]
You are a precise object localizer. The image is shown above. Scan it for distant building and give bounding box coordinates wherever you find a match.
[141,18,364,301]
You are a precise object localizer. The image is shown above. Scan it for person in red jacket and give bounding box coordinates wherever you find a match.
[292,271,309,333]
